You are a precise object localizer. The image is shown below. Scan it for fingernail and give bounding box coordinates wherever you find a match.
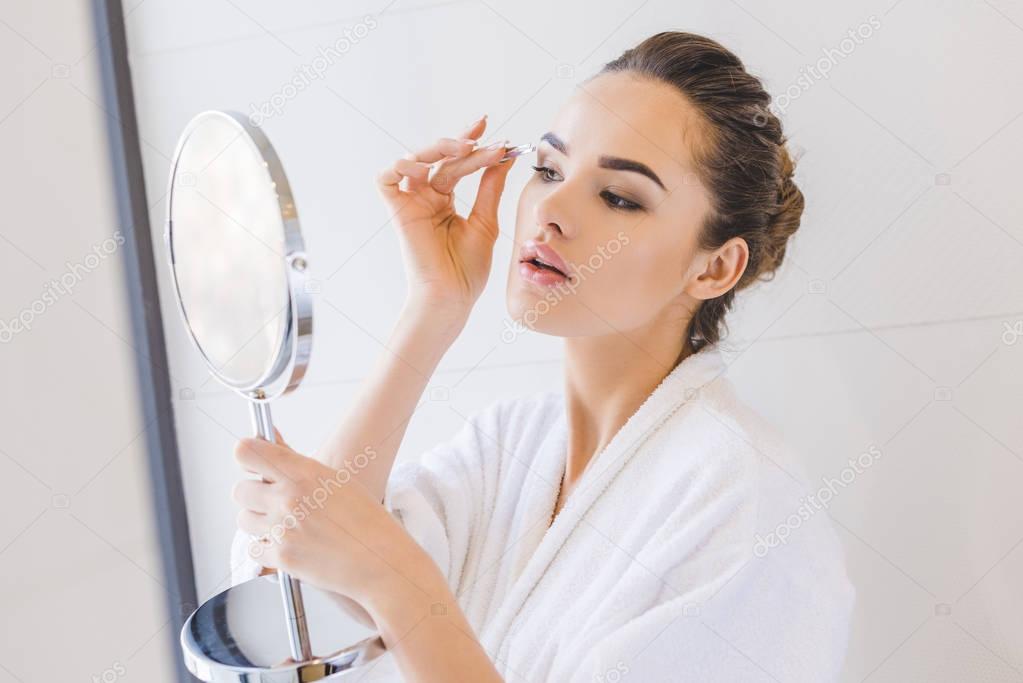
[482,139,508,151]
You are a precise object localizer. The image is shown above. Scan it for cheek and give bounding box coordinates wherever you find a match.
[514,180,540,237]
[576,210,709,331]
[577,241,682,319]
[505,184,538,311]
[505,188,694,333]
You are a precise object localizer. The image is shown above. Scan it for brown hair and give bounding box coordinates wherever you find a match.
[601,31,804,353]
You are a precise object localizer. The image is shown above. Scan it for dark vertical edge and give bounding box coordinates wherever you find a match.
[91,1,198,680]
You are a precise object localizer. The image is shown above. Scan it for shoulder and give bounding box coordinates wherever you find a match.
[687,371,849,556]
[460,389,564,447]
[403,389,563,474]
[657,370,855,635]
[690,372,795,473]
[675,370,855,675]
[386,389,564,516]
[669,370,816,512]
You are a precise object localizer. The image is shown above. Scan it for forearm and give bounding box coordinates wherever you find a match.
[366,563,504,683]
[314,300,467,501]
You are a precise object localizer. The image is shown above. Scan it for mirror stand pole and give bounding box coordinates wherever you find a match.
[248,400,314,662]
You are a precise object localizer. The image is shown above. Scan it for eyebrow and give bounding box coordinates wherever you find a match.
[540,132,666,191]
[540,132,568,154]
[598,156,666,191]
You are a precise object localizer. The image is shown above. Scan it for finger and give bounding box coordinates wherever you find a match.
[234,437,292,483]
[431,145,507,194]
[409,137,477,165]
[376,156,430,200]
[398,155,432,192]
[458,114,488,141]
[237,508,269,537]
[375,164,407,207]
[469,156,515,234]
[232,478,274,514]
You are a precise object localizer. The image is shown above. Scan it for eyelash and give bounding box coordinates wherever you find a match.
[530,165,643,212]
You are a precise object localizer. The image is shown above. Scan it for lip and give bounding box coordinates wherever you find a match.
[519,239,571,280]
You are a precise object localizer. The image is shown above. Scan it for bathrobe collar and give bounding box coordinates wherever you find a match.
[481,344,728,648]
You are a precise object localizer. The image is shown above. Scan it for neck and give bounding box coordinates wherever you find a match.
[558,308,694,498]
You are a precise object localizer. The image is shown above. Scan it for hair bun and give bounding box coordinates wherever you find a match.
[760,144,805,274]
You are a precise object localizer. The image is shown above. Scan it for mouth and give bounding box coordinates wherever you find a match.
[520,256,567,277]
[518,239,572,287]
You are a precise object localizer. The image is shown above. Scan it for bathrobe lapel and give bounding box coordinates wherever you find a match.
[480,347,728,652]
[483,406,568,596]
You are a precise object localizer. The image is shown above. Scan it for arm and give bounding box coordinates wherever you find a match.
[231,308,459,582]
[313,114,514,503]
[230,116,517,677]
[366,557,505,682]
[314,301,465,502]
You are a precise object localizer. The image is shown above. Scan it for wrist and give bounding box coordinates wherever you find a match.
[359,554,503,681]
[394,300,469,356]
[362,551,451,637]
[401,295,470,334]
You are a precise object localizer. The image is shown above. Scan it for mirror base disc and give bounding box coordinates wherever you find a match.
[182,575,385,682]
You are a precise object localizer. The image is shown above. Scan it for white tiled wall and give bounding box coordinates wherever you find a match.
[123,1,1023,680]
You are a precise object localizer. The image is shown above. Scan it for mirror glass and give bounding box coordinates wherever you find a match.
[168,114,290,388]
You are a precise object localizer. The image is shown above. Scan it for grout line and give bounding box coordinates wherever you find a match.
[726,308,1023,346]
[191,356,565,397]
[186,308,1023,399]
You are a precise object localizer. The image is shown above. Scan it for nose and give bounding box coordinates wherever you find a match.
[533,185,572,239]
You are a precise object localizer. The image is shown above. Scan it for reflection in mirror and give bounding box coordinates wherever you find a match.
[169,114,290,388]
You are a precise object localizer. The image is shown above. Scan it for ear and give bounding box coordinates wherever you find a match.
[684,236,749,301]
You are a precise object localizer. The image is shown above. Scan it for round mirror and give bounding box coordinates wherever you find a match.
[165,112,383,681]
[166,110,310,397]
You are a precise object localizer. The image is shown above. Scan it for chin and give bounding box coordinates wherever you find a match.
[504,286,562,337]
[503,289,595,340]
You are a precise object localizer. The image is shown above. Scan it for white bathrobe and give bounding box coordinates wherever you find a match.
[231,345,855,682]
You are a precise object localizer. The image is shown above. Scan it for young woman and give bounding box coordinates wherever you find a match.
[230,31,854,682]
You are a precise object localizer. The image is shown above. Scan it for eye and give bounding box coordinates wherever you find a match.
[531,165,562,183]
[600,190,642,212]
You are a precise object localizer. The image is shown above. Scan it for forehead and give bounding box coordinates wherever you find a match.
[548,71,709,185]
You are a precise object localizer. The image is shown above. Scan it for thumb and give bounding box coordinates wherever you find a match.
[271,427,291,449]
[469,156,515,236]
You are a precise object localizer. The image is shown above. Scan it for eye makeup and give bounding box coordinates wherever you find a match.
[529,163,646,212]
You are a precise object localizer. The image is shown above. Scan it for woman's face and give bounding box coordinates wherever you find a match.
[506,71,718,338]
